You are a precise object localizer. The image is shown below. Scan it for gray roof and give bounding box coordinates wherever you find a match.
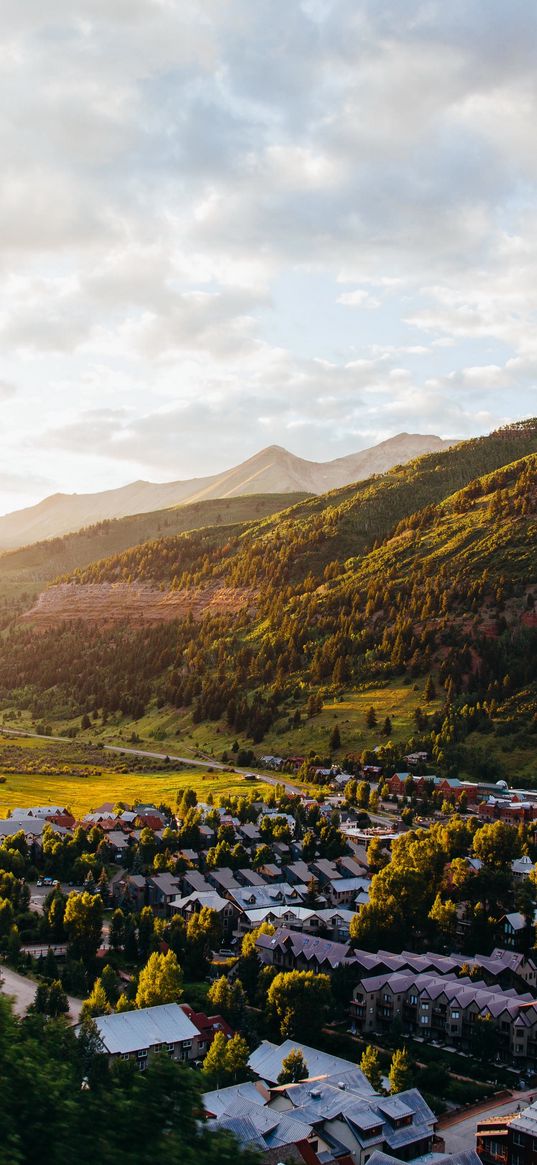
[202,1081,269,1119]
[249,1039,375,1093]
[90,1003,198,1054]
[0,817,45,836]
[256,927,355,968]
[231,883,304,909]
[171,891,233,914]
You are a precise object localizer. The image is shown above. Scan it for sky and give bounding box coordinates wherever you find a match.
[1,0,537,516]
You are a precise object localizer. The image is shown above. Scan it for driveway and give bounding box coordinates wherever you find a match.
[442,1093,535,1154]
[1,964,82,1022]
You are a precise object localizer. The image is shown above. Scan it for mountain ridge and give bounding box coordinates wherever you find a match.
[0,432,454,549]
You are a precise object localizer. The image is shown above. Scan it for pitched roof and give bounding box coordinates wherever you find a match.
[90,1003,198,1054]
[249,1039,375,1092]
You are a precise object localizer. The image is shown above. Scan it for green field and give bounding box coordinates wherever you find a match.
[0,734,273,818]
[2,673,442,769]
[101,678,441,760]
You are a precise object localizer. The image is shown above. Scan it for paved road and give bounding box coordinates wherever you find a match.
[442,1093,535,1153]
[0,726,304,795]
[0,964,82,1022]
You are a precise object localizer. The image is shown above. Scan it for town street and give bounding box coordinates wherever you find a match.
[1,964,82,1022]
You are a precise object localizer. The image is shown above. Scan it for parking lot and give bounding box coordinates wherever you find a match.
[28,881,80,914]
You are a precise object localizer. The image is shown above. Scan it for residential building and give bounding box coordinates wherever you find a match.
[211,1040,439,1165]
[86,1003,200,1068]
[351,969,537,1064]
[477,1102,537,1165]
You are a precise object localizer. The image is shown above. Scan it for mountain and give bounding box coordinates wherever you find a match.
[0,433,454,550]
[0,491,309,610]
[1,418,536,779]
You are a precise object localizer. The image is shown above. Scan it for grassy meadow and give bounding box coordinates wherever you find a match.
[0,733,273,818]
[2,673,442,770]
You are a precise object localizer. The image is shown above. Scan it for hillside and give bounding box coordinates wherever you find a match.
[62,418,537,594]
[0,419,536,779]
[0,491,308,609]
[0,432,453,549]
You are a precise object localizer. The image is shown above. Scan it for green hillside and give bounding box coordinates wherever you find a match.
[0,420,536,781]
[0,490,309,613]
[71,418,537,591]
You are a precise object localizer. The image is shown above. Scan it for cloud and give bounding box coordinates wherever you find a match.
[0,0,535,510]
[337,289,381,309]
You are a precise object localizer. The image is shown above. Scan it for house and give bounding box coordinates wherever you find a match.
[180,1004,233,1054]
[326,876,370,908]
[477,1102,537,1165]
[105,830,132,860]
[244,1041,437,1165]
[206,868,240,894]
[182,870,212,895]
[170,891,240,940]
[111,873,147,910]
[351,968,537,1064]
[147,873,182,914]
[229,883,305,913]
[478,799,537,825]
[237,823,261,845]
[499,911,535,951]
[0,817,46,840]
[256,928,358,975]
[86,1003,200,1068]
[234,868,266,888]
[511,856,535,881]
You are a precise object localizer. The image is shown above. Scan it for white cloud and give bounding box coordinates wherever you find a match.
[0,0,536,513]
[337,289,381,309]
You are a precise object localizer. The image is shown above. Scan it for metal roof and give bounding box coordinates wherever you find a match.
[92,1003,198,1054]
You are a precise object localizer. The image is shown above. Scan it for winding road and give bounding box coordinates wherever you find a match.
[1,964,82,1022]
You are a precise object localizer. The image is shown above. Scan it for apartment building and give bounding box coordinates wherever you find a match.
[351,971,537,1064]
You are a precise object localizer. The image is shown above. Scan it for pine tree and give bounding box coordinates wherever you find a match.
[135,950,183,1009]
[81,977,111,1020]
[366,706,377,729]
[202,1030,228,1088]
[329,724,341,750]
[424,674,436,702]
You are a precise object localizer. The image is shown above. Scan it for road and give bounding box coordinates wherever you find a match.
[0,726,305,795]
[442,1092,535,1153]
[0,964,82,1022]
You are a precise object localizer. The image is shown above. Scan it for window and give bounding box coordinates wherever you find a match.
[421,1002,429,1010]
[409,994,418,1005]
[420,1016,429,1025]
[120,1053,130,1061]
[451,1010,460,1020]
[137,1048,148,1059]
[167,1043,175,1052]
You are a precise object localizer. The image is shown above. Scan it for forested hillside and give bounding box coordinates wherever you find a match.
[0,491,308,612]
[0,420,536,778]
[69,419,537,592]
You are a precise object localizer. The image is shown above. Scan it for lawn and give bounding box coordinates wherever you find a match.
[0,734,273,818]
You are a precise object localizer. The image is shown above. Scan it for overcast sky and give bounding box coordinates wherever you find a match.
[1,0,536,515]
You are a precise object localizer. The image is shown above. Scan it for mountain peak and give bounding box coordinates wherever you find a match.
[0,432,456,549]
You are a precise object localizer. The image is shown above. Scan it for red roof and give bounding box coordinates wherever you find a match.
[180,1004,233,1042]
